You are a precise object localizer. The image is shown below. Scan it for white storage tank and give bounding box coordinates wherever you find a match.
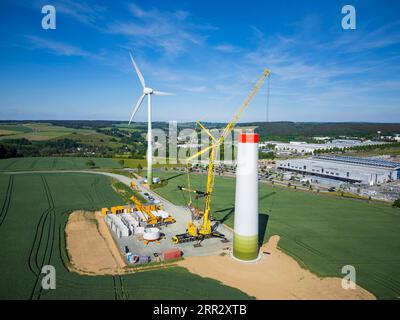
[143,227,161,241]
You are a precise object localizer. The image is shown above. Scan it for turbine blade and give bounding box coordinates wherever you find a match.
[128,94,146,125]
[129,52,146,88]
[153,91,175,96]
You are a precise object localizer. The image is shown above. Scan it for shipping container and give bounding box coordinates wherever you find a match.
[162,249,182,261]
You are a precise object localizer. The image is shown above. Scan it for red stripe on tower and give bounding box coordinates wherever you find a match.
[238,133,259,143]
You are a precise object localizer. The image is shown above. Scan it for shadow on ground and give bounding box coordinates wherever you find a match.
[213,206,270,245]
[259,213,270,244]
[166,173,184,181]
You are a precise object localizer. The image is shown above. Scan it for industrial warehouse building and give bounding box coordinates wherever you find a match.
[276,155,400,185]
[268,140,388,155]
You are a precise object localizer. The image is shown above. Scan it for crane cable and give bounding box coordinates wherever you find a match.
[266,73,271,123]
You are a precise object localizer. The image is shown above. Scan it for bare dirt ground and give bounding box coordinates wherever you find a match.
[65,211,127,275]
[179,235,376,300]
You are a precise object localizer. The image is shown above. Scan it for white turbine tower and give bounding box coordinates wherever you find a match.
[128,52,174,185]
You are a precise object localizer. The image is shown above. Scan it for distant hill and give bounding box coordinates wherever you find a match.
[1,120,399,140]
[249,122,400,141]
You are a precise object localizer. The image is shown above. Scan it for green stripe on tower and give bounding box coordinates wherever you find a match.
[233,233,259,261]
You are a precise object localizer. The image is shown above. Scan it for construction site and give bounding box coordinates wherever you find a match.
[99,186,233,265]
[94,68,271,266]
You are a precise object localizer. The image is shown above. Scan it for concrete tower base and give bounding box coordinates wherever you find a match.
[230,250,262,263]
[233,233,259,261]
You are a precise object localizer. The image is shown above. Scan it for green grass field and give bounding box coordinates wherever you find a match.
[64,132,124,148]
[153,172,400,300]
[0,124,33,134]
[0,173,252,300]
[114,158,184,169]
[113,158,147,168]
[0,157,122,171]
[0,123,93,141]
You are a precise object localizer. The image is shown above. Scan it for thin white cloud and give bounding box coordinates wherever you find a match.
[106,3,210,56]
[25,35,91,57]
[328,20,400,53]
[184,86,207,93]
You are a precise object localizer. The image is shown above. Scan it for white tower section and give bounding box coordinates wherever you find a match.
[233,133,259,261]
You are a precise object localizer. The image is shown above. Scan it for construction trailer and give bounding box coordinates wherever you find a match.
[101,205,133,216]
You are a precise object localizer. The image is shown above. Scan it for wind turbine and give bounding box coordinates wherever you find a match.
[128,52,174,185]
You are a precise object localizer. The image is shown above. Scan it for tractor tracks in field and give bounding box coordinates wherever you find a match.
[71,175,98,210]
[29,175,56,300]
[368,270,400,296]
[29,158,38,170]
[293,237,332,260]
[1,159,16,171]
[91,176,106,207]
[0,175,14,228]
[113,275,128,300]
[51,157,58,169]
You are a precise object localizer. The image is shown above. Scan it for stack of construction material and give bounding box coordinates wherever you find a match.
[108,214,119,232]
[132,212,140,221]
[135,211,147,222]
[106,214,129,238]
[121,213,139,234]
[134,226,145,234]
[115,219,129,238]
[105,214,113,227]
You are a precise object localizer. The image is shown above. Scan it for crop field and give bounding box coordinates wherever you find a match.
[0,123,93,141]
[113,158,148,168]
[114,158,184,169]
[0,124,33,134]
[153,172,400,300]
[63,132,124,148]
[0,173,252,300]
[0,157,122,172]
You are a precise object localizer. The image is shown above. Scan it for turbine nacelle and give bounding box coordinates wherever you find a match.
[143,87,154,95]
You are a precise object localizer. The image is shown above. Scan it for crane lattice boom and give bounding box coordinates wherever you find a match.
[173,69,270,243]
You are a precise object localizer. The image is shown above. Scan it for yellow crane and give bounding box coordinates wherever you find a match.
[172,68,270,244]
[130,195,175,226]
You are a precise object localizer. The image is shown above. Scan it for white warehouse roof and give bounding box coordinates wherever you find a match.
[276,155,400,185]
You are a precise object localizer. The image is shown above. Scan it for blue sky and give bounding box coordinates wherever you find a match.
[0,0,399,122]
